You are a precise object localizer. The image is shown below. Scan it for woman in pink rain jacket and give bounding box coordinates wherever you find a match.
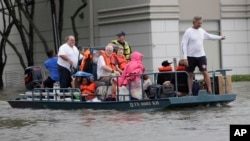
[118,51,145,100]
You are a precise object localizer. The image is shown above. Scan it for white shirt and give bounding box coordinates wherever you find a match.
[57,43,82,71]
[181,27,221,59]
[97,55,111,79]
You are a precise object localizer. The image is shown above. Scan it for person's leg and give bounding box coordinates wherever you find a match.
[111,80,117,99]
[201,71,211,93]
[197,56,211,93]
[187,57,196,94]
[58,65,71,88]
[189,72,194,94]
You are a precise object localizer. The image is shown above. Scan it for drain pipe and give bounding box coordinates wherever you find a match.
[89,0,94,47]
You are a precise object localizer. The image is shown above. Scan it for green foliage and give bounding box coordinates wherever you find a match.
[231,75,250,82]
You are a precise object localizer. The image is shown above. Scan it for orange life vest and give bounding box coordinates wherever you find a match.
[176,66,186,71]
[80,48,93,71]
[113,54,127,70]
[80,82,97,100]
[158,66,173,72]
[100,50,116,70]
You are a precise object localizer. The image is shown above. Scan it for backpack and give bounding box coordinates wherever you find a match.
[146,84,175,99]
[158,84,176,98]
[192,80,200,96]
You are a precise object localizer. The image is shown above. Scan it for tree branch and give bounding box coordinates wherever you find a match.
[70,0,87,46]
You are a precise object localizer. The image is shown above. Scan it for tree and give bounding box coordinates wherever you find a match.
[0,0,49,89]
[71,0,87,46]
[0,0,88,89]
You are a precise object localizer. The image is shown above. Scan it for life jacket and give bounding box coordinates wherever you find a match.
[158,66,173,72]
[176,65,186,71]
[111,40,131,60]
[113,54,127,70]
[80,82,97,100]
[100,50,116,70]
[80,48,93,72]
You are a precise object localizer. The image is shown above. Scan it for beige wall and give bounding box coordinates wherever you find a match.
[2,0,250,87]
[179,0,220,20]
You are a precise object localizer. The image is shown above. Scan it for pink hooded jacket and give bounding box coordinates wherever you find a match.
[118,51,145,86]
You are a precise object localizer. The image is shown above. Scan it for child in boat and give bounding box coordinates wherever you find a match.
[79,76,98,101]
[71,71,97,101]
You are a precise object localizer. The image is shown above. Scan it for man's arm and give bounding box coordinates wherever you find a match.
[59,55,73,66]
[181,31,189,59]
[181,30,190,66]
[203,29,226,40]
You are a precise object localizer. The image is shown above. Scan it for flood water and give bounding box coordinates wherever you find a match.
[0,82,249,141]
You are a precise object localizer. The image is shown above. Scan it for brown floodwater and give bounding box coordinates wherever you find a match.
[0,82,249,141]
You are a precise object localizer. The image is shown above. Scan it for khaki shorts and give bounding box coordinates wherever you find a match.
[98,76,113,84]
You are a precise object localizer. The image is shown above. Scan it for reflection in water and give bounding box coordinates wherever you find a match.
[0,118,36,129]
[0,82,249,141]
[80,110,143,127]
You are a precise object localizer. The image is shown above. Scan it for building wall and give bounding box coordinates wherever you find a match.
[179,0,220,20]
[95,0,179,72]
[1,0,250,86]
[2,0,91,87]
[220,0,250,75]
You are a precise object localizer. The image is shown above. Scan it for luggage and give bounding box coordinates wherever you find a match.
[147,84,176,99]
[192,80,200,96]
[158,84,176,98]
[24,66,43,90]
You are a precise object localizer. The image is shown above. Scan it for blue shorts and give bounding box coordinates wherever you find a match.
[187,56,207,72]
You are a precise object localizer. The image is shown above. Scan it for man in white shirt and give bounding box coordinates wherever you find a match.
[57,35,83,88]
[181,16,225,94]
[97,44,120,100]
[97,44,120,82]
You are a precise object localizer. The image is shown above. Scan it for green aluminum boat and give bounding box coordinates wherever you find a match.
[7,69,236,110]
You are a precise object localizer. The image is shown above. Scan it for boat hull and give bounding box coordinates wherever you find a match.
[7,92,236,110]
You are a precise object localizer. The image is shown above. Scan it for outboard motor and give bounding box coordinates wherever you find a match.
[24,66,43,90]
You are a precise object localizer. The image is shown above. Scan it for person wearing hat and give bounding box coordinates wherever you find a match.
[157,60,173,85]
[71,71,97,101]
[170,59,189,96]
[111,31,132,61]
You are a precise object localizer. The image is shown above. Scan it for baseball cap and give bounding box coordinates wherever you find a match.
[116,31,126,36]
[162,60,172,67]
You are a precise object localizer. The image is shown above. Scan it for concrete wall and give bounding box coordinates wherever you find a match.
[2,0,91,87]
[179,0,220,20]
[1,0,250,87]
[220,0,250,75]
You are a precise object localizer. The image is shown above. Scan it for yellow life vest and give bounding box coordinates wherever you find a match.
[111,40,131,61]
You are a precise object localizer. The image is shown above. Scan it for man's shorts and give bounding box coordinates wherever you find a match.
[187,56,207,72]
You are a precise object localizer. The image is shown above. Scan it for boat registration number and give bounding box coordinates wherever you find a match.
[129,101,159,108]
